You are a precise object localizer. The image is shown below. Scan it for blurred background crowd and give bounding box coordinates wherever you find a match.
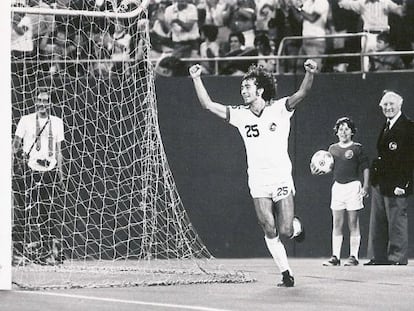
[11,0,414,76]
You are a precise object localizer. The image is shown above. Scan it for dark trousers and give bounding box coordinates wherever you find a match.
[367,185,409,264]
[12,168,62,261]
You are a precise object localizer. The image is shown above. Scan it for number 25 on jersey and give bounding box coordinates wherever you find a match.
[245,125,259,137]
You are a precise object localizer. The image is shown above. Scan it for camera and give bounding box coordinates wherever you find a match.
[37,159,51,167]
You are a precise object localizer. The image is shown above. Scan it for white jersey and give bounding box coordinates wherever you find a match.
[15,113,64,171]
[227,97,294,184]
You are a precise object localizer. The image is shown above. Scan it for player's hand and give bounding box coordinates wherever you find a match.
[394,187,406,196]
[310,162,325,175]
[189,64,202,78]
[360,187,369,198]
[304,59,318,73]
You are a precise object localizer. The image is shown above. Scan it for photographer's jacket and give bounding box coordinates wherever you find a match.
[371,113,414,196]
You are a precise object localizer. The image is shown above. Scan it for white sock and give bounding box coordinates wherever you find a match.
[264,236,291,274]
[291,217,302,239]
[332,235,343,259]
[350,235,361,260]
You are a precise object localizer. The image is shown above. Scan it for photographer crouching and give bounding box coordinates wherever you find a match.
[12,89,65,265]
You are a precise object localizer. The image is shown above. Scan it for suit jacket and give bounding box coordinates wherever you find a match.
[371,113,414,196]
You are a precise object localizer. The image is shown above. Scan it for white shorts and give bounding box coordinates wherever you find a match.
[249,174,295,202]
[330,181,364,211]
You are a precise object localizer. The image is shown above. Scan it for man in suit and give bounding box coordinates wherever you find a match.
[365,90,414,265]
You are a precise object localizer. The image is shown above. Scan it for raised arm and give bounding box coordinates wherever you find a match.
[189,64,228,120]
[286,59,317,110]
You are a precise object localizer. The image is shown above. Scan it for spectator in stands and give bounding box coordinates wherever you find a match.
[204,0,232,46]
[155,54,189,76]
[91,28,114,77]
[40,23,85,76]
[149,0,174,59]
[111,19,132,75]
[199,24,220,74]
[396,0,414,68]
[163,0,200,58]
[292,0,330,72]
[220,31,255,75]
[407,0,414,68]
[338,0,405,72]
[11,0,54,74]
[269,0,303,73]
[325,0,360,72]
[370,31,405,71]
[133,19,149,62]
[28,0,54,46]
[228,0,256,48]
[255,0,277,35]
[11,12,34,60]
[254,33,276,72]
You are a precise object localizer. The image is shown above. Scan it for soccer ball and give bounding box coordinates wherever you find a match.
[310,150,334,174]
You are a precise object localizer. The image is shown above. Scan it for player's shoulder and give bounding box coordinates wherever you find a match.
[328,143,339,151]
[269,97,288,106]
[351,142,365,153]
[268,97,289,111]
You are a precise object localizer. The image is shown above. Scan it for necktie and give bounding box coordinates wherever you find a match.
[384,120,390,134]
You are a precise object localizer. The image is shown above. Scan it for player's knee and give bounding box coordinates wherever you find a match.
[258,220,277,237]
[279,224,293,238]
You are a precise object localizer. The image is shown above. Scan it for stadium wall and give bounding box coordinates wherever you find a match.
[11,72,414,259]
[156,72,414,259]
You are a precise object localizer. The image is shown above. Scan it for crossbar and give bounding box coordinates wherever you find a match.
[11,0,150,18]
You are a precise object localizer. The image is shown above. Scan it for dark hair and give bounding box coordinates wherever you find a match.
[377,31,391,44]
[242,64,276,101]
[201,24,219,42]
[333,117,356,136]
[229,32,245,46]
[158,55,188,76]
[254,34,271,55]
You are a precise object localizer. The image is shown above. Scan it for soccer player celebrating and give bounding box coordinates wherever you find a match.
[189,59,317,287]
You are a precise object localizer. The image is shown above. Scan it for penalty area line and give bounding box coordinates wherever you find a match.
[17,291,232,311]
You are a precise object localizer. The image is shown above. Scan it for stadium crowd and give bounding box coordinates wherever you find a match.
[11,0,414,76]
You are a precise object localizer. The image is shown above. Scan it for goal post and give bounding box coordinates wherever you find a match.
[1,0,11,291]
[10,1,252,289]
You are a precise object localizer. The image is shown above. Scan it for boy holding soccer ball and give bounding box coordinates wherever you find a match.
[311,117,369,266]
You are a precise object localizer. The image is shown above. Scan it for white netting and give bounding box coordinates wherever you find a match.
[11,1,252,289]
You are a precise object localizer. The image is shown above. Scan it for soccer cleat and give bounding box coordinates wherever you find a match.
[344,256,359,266]
[277,270,295,287]
[323,255,341,266]
[292,216,305,243]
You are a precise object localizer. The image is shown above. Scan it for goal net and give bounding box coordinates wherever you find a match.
[11,0,252,289]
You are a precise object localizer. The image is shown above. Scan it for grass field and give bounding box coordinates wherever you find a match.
[2,258,414,311]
